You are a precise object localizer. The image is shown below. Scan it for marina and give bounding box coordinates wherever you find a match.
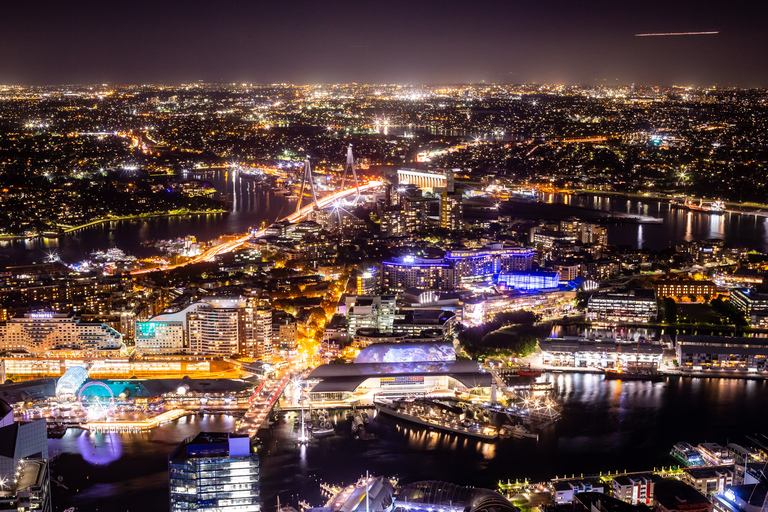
[374,398,499,441]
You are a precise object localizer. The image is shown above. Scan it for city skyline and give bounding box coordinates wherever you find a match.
[1,0,767,87]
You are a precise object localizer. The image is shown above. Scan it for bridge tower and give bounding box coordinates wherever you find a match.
[340,144,360,205]
[295,158,319,215]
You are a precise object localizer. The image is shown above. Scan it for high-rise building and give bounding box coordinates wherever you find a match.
[271,311,297,358]
[380,207,404,238]
[0,399,51,512]
[188,298,246,356]
[382,256,457,293]
[136,297,249,356]
[440,189,463,230]
[402,196,431,233]
[245,306,273,359]
[357,267,381,295]
[169,432,259,512]
[345,295,397,338]
[444,245,534,282]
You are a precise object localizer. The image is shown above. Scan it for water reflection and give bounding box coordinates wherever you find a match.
[77,431,122,465]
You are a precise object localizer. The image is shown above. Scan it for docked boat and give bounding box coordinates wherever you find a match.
[517,365,542,378]
[501,424,539,440]
[603,368,665,381]
[312,420,335,438]
[47,422,68,439]
[671,441,705,467]
[685,199,726,214]
[375,399,498,441]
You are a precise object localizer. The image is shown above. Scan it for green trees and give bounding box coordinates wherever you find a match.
[710,298,748,327]
[457,310,546,359]
[663,298,677,323]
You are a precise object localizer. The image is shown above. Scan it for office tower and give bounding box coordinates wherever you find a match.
[169,432,259,512]
[0,399,51,512]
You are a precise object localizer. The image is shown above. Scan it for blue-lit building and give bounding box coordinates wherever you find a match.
[714,484,768,512]
[444,245,534,282]
[169,432,259,512]
[497,271,560,291]
[382,256,457,293]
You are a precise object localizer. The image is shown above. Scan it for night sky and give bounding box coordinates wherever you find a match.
[1,0,767,86]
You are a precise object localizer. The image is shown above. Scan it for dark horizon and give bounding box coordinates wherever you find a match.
[1,1,767,88]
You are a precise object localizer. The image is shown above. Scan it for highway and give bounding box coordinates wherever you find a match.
[131,180,382,275]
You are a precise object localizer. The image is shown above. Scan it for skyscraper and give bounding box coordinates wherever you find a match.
[0,399,51,512]
[440,189,463,231]
[169,432,259,512]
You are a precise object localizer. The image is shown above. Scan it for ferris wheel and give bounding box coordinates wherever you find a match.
[77,381,116,420]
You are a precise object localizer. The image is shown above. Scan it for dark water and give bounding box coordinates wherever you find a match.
[47,374,768,512]
[3,184,768,265]
[0,170,293,266]
[543,193,768,252]
[48,414,236,512]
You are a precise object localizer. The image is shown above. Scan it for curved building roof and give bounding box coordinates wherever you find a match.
[354,342,456,364]
[307,360,491,393]
[55,365,89,397]
[396,481,519,512]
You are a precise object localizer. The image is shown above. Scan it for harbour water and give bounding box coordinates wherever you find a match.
[47,374,768,512]
[4,184,768,265]
[543,192,768,252]
[0,170,293,266]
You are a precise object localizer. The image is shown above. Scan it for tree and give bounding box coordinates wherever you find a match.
[664,298,677,324]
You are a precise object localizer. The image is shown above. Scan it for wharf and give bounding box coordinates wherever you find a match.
[374,399,498,440]
[80,409,189,432]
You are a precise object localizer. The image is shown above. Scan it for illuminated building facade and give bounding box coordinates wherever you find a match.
[397,168,453,192]
[0,313,124,357]
[402,196,431,233]
[676,335,768,373]
[382,257,456,293]
[611,474,655,505]
[244,306,272,359]
[497,271,560,291]
[654,277,717,299]
[188,298,245,356]
[440,189,463,230]
[357,267,381,295]
[169,432,259,512]
[136,298,263,357]
[306,342,492,404]
[587,289,658,324]
[730,289,768,327]
[346,295,397,338]
[539,337,663,369]
[380,207,404,238]
[713,484,768,512]
[463,291,576,326]
[271,311,297,358]
[0,399,51,512]
[444,245,534,282]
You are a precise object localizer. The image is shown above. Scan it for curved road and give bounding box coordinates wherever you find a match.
[131,181,382,275]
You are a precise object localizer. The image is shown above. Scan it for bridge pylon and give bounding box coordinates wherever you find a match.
[295,158,319,215]
[340,144,360,205]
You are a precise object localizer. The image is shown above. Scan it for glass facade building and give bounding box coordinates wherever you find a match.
[169,432,259,512]
[497,271,560,291]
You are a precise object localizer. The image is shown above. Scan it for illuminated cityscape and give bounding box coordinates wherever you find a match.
[2,1,768,512]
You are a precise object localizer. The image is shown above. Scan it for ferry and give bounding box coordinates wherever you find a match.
[671,442,705,467]
[685,199,726,214]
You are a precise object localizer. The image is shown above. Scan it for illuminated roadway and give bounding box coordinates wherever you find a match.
[131,181,382,275]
